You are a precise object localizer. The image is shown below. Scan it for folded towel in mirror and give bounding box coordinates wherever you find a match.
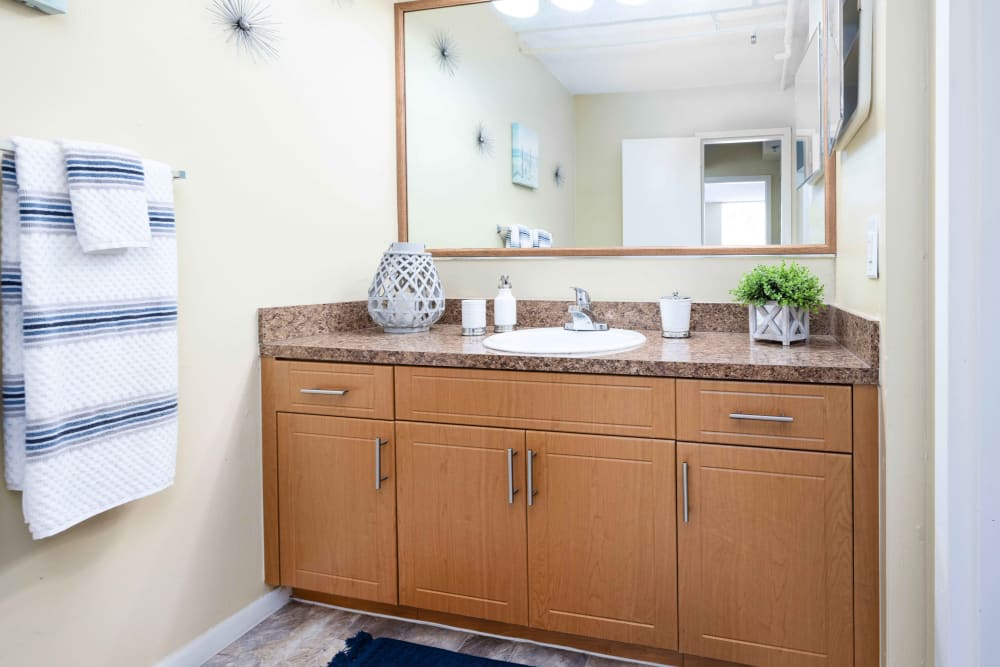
[518,225,531,248]
[506,224,527,248]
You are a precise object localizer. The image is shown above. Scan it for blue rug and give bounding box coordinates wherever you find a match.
[328,631,520,666]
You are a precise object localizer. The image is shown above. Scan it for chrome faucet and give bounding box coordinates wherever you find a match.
[564,287,608,331]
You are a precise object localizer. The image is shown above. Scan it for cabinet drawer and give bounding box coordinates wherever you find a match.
[396,367,675,439]
[677,380,852,453]
[270,360,394,419]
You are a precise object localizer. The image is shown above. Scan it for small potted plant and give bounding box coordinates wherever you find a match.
[731,261,825,346]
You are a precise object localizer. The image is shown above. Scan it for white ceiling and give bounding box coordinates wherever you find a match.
[495,0,812,95]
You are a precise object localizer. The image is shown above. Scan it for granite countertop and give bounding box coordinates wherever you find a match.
[260,323,877,385]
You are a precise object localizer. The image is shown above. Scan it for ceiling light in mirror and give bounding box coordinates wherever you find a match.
[551,0,594,12]
[493,0,538,18]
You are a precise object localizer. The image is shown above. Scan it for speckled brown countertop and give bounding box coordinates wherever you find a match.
[260,323,878,385]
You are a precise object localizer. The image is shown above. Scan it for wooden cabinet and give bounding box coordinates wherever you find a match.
[526,432,678,650]
[277,413,397,604]
[263,361,877,667]
[677,442,854,667]
[396,421,528,625]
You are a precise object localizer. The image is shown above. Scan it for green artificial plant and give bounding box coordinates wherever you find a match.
[730,261,826,313]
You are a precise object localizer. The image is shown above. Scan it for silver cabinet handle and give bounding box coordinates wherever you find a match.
[682,462,690,524]
[507,448,519,505]
[375,437,388,490]
[300,388,349,396]
[729,412,793,423]
[526,449,537,507]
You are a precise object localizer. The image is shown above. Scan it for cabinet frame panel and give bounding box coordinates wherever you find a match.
[677,442,854,667]
[526,431,678,649]
[396,366,675,439]
[277,413,398,604]
[396,421,529,625]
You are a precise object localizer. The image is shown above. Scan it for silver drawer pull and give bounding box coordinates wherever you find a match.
[729,412,794,423]
[375,437,388,490]
[682,462,689,523]
[300,388,349,396]
[526,449,537,507]
[507,448,519,505]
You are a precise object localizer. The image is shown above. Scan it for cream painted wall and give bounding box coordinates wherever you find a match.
[405,4,575,249]
[435,255,835,302]
[573,85,796,247]
[0,0,398,665]
[833,1,934,666]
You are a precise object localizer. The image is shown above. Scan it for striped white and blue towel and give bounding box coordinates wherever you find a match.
[504,224,532,249]
[501,225,552,249]
[502,226,514,248]
[1,153,26,490]
[58,139,151,253]
[3,137,178,539]
[518,225,531,248]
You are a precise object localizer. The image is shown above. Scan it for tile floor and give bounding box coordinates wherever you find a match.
[204,600,668,667]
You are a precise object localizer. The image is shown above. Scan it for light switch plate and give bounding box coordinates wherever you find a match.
[15,0,67,14]
[866,217,879,279]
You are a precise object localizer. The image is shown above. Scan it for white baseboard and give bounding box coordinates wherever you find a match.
[155,587,291,667]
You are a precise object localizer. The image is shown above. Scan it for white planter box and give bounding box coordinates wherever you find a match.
[748,302,810,346]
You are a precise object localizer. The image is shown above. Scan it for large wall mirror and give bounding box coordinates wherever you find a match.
[396,0,835,256]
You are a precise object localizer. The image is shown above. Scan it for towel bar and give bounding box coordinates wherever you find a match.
[0,141,187,180]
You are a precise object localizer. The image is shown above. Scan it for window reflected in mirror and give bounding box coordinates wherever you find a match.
[705,181,769,247]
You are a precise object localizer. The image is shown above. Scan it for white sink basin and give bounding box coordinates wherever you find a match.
[482,327,646,356]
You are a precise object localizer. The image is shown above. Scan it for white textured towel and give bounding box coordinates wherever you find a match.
[3,138,178,539]
[58,139,151,253]
[1,153,26,490]
[505,224,532,249]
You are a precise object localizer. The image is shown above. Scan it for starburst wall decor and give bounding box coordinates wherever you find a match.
[210,0,280,62]
[476,123,494,157]
[433,31,459,76]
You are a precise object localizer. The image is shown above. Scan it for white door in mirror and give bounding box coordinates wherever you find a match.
[483,328,646,356]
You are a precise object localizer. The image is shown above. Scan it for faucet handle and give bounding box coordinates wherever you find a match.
[571,287,592,309]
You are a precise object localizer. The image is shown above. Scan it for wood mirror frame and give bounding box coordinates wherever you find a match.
[394,0,837,258]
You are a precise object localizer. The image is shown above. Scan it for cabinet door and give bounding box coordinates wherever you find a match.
[397,421,527,624]
[527,432,678,650]
[277,414,397,604]
[677,443,853,667]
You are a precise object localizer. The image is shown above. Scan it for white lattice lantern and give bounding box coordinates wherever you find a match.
[367,242,445,334]
[748,302,810,346]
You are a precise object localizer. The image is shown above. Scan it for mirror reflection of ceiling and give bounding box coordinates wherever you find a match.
[494,0,812,95]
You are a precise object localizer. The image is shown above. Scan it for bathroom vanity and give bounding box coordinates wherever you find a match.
[258,301,878,667]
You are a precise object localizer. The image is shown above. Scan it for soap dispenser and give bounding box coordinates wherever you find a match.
[494,275,517,333]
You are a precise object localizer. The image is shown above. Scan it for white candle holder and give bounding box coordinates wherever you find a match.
[367,242,445,334]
